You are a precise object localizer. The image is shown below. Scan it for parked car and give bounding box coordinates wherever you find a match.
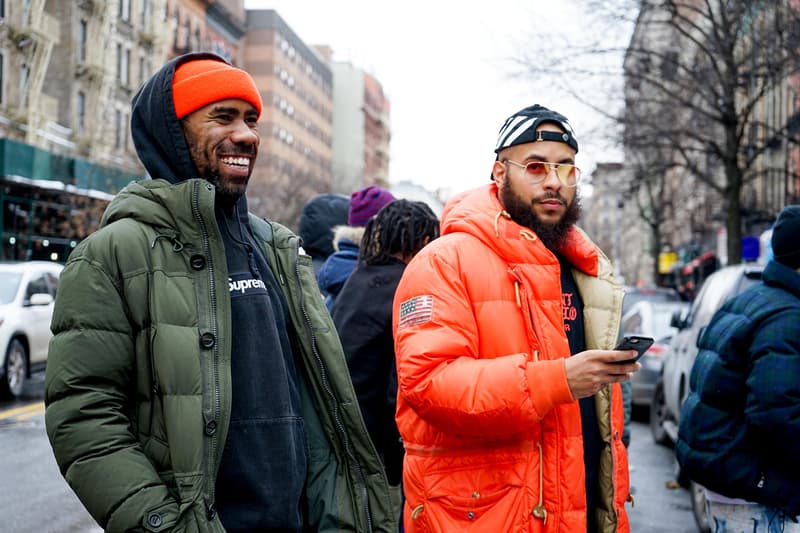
[622,285,683,315]
[0,261,63,399]
[649,263,763,533]
[620,299,689,414]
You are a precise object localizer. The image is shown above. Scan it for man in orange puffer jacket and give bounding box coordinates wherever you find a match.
[393,104,638,533]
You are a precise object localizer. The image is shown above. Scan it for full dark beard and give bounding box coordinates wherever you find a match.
[499,181,582,252]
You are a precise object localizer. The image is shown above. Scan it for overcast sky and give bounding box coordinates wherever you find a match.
[243,1,621,196]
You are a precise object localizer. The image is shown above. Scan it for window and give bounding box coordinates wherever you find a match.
[661,51,678,80]
[78,19,88,63]
[115,109,122,149]
[119,0,131,21]
[77,91,86,132]
[0,0,5,18]
[140,0,149,26]
[45,273,59,297]
[117,45,130,87]
[122,111,129,151]
[123,48,130,86]
[139,56,146,87]
[25,275,48,303]
[172,13,179,47]
[116,44,122,80]
[622,311,643,335]
[20,64,30,107]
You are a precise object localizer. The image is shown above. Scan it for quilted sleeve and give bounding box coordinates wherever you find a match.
[44,248,178,533]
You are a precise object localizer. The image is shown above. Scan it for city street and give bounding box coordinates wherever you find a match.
[0,373,100,533]
[1,373,699,533]
[626,419,698,532]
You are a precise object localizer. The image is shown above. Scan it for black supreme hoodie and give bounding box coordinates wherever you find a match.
[131,52,307,532]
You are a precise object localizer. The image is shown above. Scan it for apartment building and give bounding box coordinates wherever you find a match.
[167,0,245,63]
[1,2,394,257]
[362,71,390,189]
[0,0,174,260]
[243,9,335,224]
[329,61,391,193]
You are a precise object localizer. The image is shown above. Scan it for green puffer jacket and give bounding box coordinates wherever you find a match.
[45,178,396,533]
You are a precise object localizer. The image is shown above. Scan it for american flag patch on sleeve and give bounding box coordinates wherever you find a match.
[398,295,434,330]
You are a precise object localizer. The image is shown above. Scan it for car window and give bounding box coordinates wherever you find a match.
[685,267,761,328]
[24,274,49,303]
[45,272,60,297]
[690,272,729,326]
[653,306,682,337]
[0,272,23,304]
[622,287,682,315]
[735,271,762,295]
[684,271,723,327]
[622,310,643,334]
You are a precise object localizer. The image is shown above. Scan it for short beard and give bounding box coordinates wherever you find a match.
[202,169,239,206]
[499,181,582,252]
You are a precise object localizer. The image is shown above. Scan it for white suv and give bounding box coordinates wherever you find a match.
[0,261,63,399]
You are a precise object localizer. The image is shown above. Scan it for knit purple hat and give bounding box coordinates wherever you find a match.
[348,185,396,226]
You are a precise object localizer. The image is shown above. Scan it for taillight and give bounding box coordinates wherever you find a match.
[645,344,668,358]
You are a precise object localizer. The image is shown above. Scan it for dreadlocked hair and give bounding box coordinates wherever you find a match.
[360,199,440,266]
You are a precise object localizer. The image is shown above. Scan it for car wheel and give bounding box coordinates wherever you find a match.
[1,338,28,399]
[690,481,711,533]
[650,379,672,447]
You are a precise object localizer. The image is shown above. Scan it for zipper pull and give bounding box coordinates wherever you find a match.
[532,442,547,524]
[532,504,547,524]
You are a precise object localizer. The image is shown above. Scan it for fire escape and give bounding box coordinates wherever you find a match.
[75,0,169,162]
[6,0,60,146]
[75,0,118,160]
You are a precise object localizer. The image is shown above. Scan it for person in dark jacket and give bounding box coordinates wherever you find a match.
[318,185,396,310]
[676,204,800,531]
[44,52,395,533]
[331,199,440,528]
[298,192,349,278]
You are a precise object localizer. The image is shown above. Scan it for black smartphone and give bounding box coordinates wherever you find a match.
[612,335,655,364]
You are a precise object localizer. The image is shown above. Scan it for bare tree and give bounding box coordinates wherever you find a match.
[247,168,332,231]
[516,0,800,264]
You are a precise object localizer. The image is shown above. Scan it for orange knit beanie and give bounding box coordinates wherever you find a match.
[172,59,263,119]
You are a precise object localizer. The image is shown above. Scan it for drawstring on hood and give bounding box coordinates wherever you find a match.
[446,184,600,278]
[493,209,511,237]
[492,209,540,244]
[151,233,185,252]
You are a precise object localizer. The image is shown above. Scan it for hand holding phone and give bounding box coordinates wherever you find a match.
[612,335,655,364]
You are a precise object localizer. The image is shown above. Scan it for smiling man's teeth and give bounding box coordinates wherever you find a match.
[221,157,249,167]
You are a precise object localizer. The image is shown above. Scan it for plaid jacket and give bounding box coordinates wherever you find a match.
[676,260,800,517]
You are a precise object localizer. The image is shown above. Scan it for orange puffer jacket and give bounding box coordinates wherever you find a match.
[393,184,630,533]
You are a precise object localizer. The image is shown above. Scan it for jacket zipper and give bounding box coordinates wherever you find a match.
[512,269,550,525]
[288,233,374,533]
[192,181,220,519]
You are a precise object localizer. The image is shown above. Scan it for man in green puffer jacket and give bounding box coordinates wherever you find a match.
[44,52,395,533]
